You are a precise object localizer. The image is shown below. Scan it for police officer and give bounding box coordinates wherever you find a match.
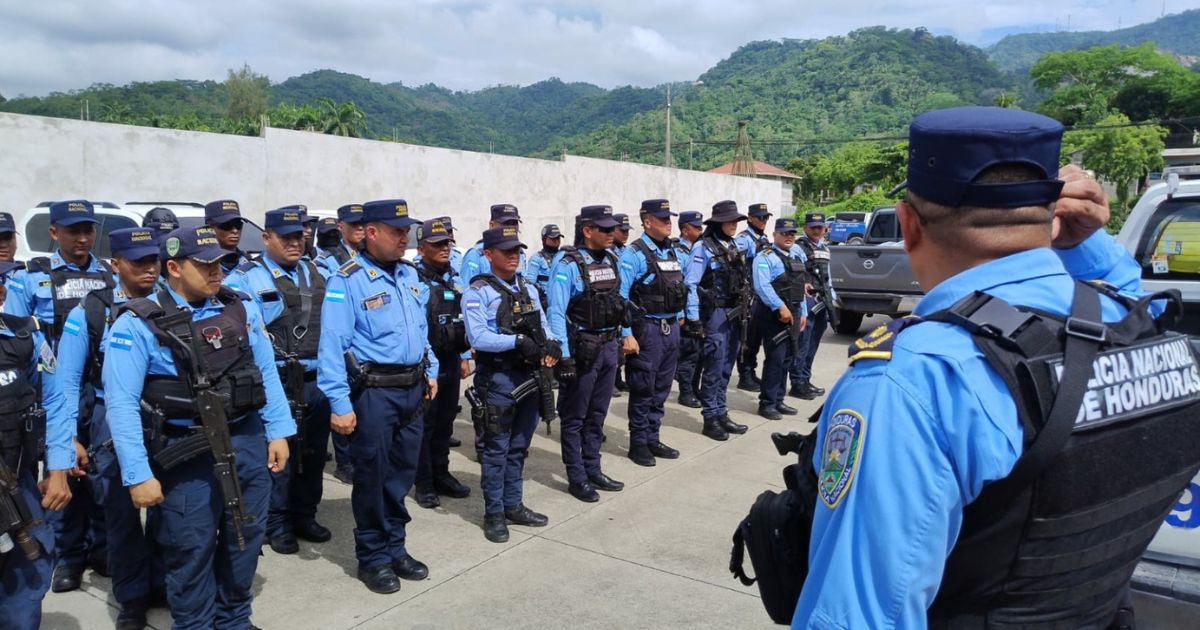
[683,200,750,441]
[0,212,21,308]
[205,199,254,275]
[227,208,333,557]
[793,107,1200,627]
[140,207,179,238]
[548,206,625,501]
[316,216,341,254]
[412,218,472,509]
[0,304,69,630]
[790,213,834,400]
[461,204,527,282]
[317,199,436,594]
[619,199,687,467]
[56,227,163,629]
[7,199,113,592]
[673,211,704,409]
[750,218,808,421]
[735,203,772,392]
[436,216,465,274]
[103,225,294,629]
[525,224,562,311]
[610,213,632,394]
[317,204,364,484]
[300,208,320,260]
[463,225,560,542]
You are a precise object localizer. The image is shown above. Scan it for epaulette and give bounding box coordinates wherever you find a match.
[470,276,493,289]
[847,316,925,365]
[337,259,363,277]
[236,259,259,274]
[26,257,51,273]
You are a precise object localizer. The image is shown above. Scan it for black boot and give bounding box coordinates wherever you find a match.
[776,402,799,416]
[628,443,656,467]
[505,503,549,527]
[719,413,748,434]
[51,563,84,593]
[806,382,826,396]
[483,512,509,543]
[268,531,299,555]
[789,384,816,400]
[414,484,440,509]
[433,471,471,498]
[116,597,149,630]
[647,441,679,459]
[757,404,782,420]
[736,377,760,392]
[701,416,729,441]
[677,392,701,408]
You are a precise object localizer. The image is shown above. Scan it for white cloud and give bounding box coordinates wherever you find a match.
[0,0,1196,97]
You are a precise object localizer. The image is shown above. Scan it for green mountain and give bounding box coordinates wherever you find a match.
[987,8,1200,72]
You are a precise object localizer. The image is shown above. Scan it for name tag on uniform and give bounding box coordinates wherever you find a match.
[811,250,830,261]
[55,277,109,301]
[658,260,681,272]
[257,289,281,302]
[587,267,616,283]
[361,292,391,311]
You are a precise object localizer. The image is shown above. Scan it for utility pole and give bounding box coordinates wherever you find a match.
[689,139,694,170]
[664,83,672,168]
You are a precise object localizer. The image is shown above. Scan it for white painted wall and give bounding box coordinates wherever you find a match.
[0,112,782,243]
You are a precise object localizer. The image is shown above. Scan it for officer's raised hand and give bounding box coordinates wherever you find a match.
[39,469,72,510]
[1052,164,1109,249]
[129,477,164,509]
[622,335,640,356]
[267,438,289,473]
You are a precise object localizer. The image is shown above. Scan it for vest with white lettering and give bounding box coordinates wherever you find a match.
[28,257,114,344]
[629,239,687,315]
[561,247,625,331]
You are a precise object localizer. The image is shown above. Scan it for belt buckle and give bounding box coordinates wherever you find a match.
[660,318,671,336]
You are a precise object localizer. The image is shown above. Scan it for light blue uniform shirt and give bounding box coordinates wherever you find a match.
[794,231,1148,629]
[618,234,685,337]
[102,286,296,487]
[56,287,130,432]
[735,225,769,264]
[317,255,438,417]
[683,234,752,321]
[6,250,109,328]
[3,323,68,470]
[317,244,358,278]
[460,241,527,283]
[523,249,557,297]
[463,275,554,354]
[225,256,322,372]
[546,248,618,359]
[753,245,809,315]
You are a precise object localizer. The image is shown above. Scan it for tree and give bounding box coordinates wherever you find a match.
[1063,112,1166,226]
[318,98,366,137]
[224,64,269,123]
[1031,43,1185,125]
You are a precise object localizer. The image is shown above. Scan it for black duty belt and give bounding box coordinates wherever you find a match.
[708,296,739,309]
[358,363,423,388]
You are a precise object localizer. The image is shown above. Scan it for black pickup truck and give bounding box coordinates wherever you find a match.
[828,208,921,335]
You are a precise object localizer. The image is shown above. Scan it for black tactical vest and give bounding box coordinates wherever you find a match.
[472,275,543,367]
[81,288,116,390]
[629,239,687,315]
[0,315,39,472]
[768,248,810,308]
[130,288,266,421]
[920,284,1200,628]
[535,250,555,285]
[321,245,353,267]
[698,235,748,305]
[417,262,469,357]
[246,259,326,361]
[560,248,625,330]
[28,256,114,344]
[797,237,832,296]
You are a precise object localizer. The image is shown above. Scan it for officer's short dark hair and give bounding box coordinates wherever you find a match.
[905,163,1055,238]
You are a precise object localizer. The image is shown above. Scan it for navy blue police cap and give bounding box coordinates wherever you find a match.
[263,207,306,235]
[418,218,452,243]
[678,211,703,227]
[362,199,419,229]
[49,199,98,226]
[805,212,827,227]
[541,224,563,239]
[579,205,621,229]
[748,203,771,218]
[707,200,746,224]
[491,204,521,224]
[482,225,525,251]
[161,226,227,263]
[337,203,364,223]
[892,106,1065,208]
[204,199,242,225]
[109,227,160,260]
[0,212,17,234]
[614,213,631,230]
[439,216,455,232]
[317,217,339,234]
[639,199,677,218]
[775,217,799,234]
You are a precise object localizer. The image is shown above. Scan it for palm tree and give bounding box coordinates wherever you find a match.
[318,98,366,137]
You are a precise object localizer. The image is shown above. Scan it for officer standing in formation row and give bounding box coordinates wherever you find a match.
[735,203,772,392]
[750,218,808,420]
[790,212,833,399]
[672,211,704,408]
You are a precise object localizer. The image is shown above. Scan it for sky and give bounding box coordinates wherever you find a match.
[1,0,1197,98]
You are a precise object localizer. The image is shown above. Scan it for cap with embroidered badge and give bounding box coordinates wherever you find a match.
[706,200,746,224]
[804,212,827,227]
[337,203,364,223]
[317,217,339,234]
[160,226,227,263]
[418,218,452,243]
[109,227,160,260]
[639,199,677,218]
[678,211,703,227]
[0,212,17,234]
[204,199,242,225]
[614,213,631,230]
[263,207,306,235]
[362,199,420,228]
[49,200,98,226]
[482,225,525,251]
[578,205,621,229]
[491,204,521,224]
[748,203,771,218]
[541,224,563,239]
[890,106,1065,209]
[774,217,799,234]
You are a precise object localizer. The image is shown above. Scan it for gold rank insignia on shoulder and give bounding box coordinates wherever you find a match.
[847,316,924,365]
[366,268,379,279]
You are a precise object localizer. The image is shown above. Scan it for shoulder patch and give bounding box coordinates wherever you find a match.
[325,289,346,303]
[847,316,924,365]
[819,409,867,509]
[337,260,363,277]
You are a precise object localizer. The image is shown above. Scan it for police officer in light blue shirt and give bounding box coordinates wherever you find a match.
[103,225,294,629]
[0,212,21,307]
[460,204,527,282]
[524,223,562,311]
[750,218,808,421]
[204,199,254,275]
[317,198,438,595]
[673,211,704,408]
[793,107,1179,628]
[735,202,772,392]
[318,203,364,280]
[55,227,162,627]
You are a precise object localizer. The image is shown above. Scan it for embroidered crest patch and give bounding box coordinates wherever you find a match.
[819,409,866,508]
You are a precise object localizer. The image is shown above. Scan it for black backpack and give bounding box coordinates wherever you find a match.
[729,431,820,625]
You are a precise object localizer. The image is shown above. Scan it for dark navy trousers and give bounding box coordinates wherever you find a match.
[675,336,702,396]
[476,366,539,515]
[417,353,462,488]
[791,306,829,387]
[738,298,763,379]
[699,306,743,418]
[48,399,106,570]
[268,378,331,537]
[152,413,269,630]
[558,339,617,484]
[0,470,53,630]
[348,384,425,570]
[756,311,792,409]
[627,319,680,447]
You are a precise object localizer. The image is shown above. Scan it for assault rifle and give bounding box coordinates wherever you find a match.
[0,457,40,560]
[281,355,307,474]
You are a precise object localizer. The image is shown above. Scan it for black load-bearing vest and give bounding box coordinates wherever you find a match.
[240,259,326,361]
[417,262,469,357]
[321,245,353,268]
[80,288,116,391]
[629,239,687,316]
[560,247,625,331]
[797,237,832,296]
[768,248,810,308]
[471,275,543,368]
[127,287,266,421]
[0,315,40,473]
[698,235,748,305]
[27,256,114,345]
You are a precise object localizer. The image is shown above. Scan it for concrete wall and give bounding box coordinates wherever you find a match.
[0,112,782,242]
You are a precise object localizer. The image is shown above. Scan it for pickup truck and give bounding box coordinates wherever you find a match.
[826,210,872,245]
[828,207,920,335]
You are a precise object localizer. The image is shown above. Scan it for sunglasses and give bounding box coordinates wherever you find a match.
[597,226,616,233]
[217,220,244,231]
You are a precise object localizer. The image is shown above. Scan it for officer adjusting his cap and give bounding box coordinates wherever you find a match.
[0,279,69,630]
[790,212,834,400]
[56,227,165,629]
[547,205,626,502]
[0,212,21,310]
[525,223,563,312]
[204,199,254,275]
[412,218,472,509]
[102,225,294,629]
[793,106,1200,628]
[7,199,113,593]
[750,217,808,421]
[460,204,527,281]
[226,208,333,557]
[318,203,364,278]
[735,202,772,393]
[463,225,561,542]
[673,211,704,409]
[683,200,752,441]
[317,199,437,595]
[618,199,688,467]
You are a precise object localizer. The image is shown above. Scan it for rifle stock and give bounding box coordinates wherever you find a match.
[0,457,41,560]
[283,358,307,474]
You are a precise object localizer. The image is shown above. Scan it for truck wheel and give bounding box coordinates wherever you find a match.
[833,310,864,335]
[846,236,864,245]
